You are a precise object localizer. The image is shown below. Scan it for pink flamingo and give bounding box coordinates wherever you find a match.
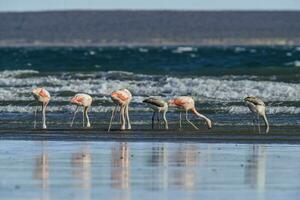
[70,93,92,128]
[168,96,212,129]
[32,88,51,129]
[108,89,132,131]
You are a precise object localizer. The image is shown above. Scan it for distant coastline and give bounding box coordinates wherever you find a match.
[1,10,300,46]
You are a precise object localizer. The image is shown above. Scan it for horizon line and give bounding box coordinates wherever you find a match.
[1,8,300,13]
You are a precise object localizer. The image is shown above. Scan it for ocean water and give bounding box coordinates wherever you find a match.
[0,46,299,128]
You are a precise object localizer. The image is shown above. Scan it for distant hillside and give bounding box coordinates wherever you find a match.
[0,10,300,46]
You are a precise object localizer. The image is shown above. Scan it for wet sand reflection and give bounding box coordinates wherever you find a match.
[33,141,49,200]
[169,144,199,190]
[245,145,267,192]
[71,143,92,200]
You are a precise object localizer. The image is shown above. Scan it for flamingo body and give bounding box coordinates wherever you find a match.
[70,93,92,128]
[244,96,269,133]
[168,96,212,129]
[109,89,132,131]
[143,98,168,129]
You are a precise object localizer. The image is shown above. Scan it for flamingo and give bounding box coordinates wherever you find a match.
[168,96,212,130]
[32,88,51,129]
[108,89,132,131]
[143,97,168,129]
[70,93,92,128]
[244,96,269,133]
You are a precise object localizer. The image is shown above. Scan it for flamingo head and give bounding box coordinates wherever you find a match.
[244,96,255,102]
[32,88,50,102]
[32,88,41,96]
[167,99,176,107]
[70,96,83,105]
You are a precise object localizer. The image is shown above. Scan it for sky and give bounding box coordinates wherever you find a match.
[0,0,300,12]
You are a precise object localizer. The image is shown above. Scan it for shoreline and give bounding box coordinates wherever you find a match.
[0,125,299,144]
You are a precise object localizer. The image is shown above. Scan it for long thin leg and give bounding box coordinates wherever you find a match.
[152,111,156,129]
[186,110,199,130]
[42,103,47,129]
[82,107,85,128]
[120,106,126,130]
[34,106,38,129]
[257,115,261,134]
[108,106,117,132]
[162,110,168,130]
[252,115,256,133]
[84,106,91,128]
[179,112,182,129]
[157,111,160,129]
[119,106,122,124]
[70,106,79,127]
[125,104,131,130]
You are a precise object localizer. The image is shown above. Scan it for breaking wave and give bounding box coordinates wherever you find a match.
[0,70,298,115]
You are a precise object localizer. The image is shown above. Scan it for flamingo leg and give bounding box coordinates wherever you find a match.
[120,105,126,130]
[42,102,47,129]
[125,104,131,130]
[162,110,168,130]
[252,114,256,133]
[152,111,156,129]
[82,107,85,128]
[119,106,122,124]
[186,110,199,130]
[108,106,117,132]
[34,105,38,129]
[84,106,91,128]
[257,115,261,134]
[157,111,160,129]
[70,106,79,127]
[179,112,182,129]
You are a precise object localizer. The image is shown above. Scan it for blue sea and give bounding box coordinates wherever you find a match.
[0,46,299,128]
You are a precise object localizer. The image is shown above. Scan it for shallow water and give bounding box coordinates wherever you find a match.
[0,140,300,200]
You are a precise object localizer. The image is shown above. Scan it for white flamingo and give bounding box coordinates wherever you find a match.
[244,96,269,133]
[32,88,50,129]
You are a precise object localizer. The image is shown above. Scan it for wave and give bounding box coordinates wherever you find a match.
[172,46,196,53]
[227,106,300,115]
[286,60,300,67]
[0,70,299,102]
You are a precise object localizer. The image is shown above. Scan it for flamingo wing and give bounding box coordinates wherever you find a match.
[39,89,49,98]
[143,98,165,107]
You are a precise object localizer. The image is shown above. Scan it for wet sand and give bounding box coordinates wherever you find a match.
[0,141,300,200]
[0,125,299,144]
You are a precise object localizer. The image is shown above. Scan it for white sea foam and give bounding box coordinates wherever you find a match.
[286,60,300,67]
[234,47,246,52]
[139,48,149,53]
[0,70,299,114]
[227,106,300,115]
[173,47,195,53]
[0,70,299,101]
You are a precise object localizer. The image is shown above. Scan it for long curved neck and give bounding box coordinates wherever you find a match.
[191,108,210,121]
[84,106,91,127]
